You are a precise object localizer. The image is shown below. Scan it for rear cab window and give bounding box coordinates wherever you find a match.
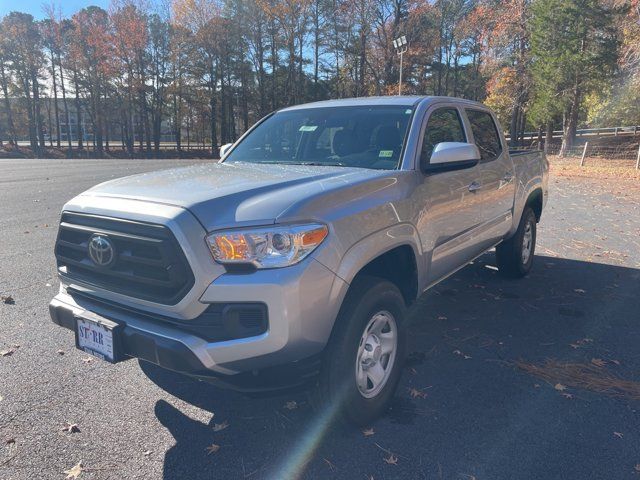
[465,109,503,162]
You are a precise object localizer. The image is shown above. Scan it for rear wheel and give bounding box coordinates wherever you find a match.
[314,276,407,425]
[496,207,537,278]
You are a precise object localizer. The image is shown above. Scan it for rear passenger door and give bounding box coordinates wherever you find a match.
[465,109,515,245]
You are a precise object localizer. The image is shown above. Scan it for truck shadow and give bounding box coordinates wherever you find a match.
[141,253,640,479]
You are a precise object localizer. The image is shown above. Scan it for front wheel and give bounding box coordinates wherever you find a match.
[314,276,407,425]
[496,207,537,278]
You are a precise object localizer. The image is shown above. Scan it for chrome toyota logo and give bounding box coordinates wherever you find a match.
[88,234,116,267]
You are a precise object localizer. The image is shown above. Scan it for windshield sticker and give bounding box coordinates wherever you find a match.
[405,109,412,114]
[379,150,393,158]
[299,125,318,132]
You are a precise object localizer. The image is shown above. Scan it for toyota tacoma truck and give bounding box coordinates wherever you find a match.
[50,96,548,425]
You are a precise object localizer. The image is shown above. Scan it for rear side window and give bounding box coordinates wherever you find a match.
[421,108,466,161]
[466,110,502,162]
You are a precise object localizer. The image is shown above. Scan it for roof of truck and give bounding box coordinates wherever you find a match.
[279,96,488,111]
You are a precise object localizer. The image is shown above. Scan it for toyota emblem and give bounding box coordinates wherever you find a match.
[88,234,116,267]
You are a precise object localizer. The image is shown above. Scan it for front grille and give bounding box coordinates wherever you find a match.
[55,212,194,305]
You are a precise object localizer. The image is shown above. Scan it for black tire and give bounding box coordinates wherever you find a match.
[496,207,537,278]
[313,276,407,426]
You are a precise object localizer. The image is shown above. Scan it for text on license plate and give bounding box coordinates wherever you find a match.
[77,318,114,362]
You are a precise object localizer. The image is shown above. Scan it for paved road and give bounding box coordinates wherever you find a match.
[1,159,640,480]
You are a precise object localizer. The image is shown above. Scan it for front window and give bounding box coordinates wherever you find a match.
[224,105,414,170]
[421,107,467,162]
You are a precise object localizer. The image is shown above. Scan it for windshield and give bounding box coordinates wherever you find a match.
[224,105,414,170]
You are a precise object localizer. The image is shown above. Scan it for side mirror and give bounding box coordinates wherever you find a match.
[422,142,480,173]
[219,143,233,159]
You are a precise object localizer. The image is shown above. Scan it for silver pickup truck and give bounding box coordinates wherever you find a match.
[50,96,548,424]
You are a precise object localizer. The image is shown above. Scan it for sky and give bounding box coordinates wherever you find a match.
[0,0,109,19]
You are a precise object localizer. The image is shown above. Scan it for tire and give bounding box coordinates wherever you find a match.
[496,207,537,278]
[313,276,407,426]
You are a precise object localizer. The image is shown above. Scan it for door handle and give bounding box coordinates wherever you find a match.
[468,181,481,193]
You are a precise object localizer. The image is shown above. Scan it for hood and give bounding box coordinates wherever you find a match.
[80,161,388,229]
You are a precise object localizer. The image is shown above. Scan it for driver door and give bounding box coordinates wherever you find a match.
[411,106,486,286]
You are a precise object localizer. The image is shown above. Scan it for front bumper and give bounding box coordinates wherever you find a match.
[50,257,348,390]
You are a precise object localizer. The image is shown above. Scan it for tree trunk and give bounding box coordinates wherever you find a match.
[560,83,581,157]
[270,25,278,110]
[0,60,17,145]
[49,52,61,147]
[313,1,320,99]
[32,70,46,150]
[57,53,72,151]
[544,120,553,154]
[72,69,83,149]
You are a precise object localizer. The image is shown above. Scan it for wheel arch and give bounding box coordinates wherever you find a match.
[526,188,544,222]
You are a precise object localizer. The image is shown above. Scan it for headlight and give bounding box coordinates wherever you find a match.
[206,223,328,269]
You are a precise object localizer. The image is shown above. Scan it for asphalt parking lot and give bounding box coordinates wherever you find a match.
[1,158,640,480]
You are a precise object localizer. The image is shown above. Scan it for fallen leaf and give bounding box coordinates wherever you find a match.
[635,464,640,472]
[591,358,606,367]
[614,432,624,438]
[82,357,93,364]
[323,458,336,471]
[143,450,152,456]
[574,289,586,294]
[205,443,220,455]
[383,454,398,465]
[284,401,298,410]
[5,438,15,445]
[362,428,375,437]
[554,383,567,391]
[611,359,621,366]
[62,423,80,433]
[408,388,428,399]
[562,393,573,399]
[1,295,14,305]
[57,350,65,355]
[0,349,15,357]
[64,461,83,479]
[212,420,229,432]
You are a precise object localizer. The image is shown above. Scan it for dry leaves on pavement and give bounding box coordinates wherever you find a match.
[518,359,640,400]
[1,295,14,305]
[62,423,80,433]
[383,454,398,465]
[284,401,298,410]
[64,462,83,479]
[408,387,428,399]
[212,420,229,432]
[205,443,220,455]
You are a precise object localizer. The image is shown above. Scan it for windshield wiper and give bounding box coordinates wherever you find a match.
[290,161,346,167]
